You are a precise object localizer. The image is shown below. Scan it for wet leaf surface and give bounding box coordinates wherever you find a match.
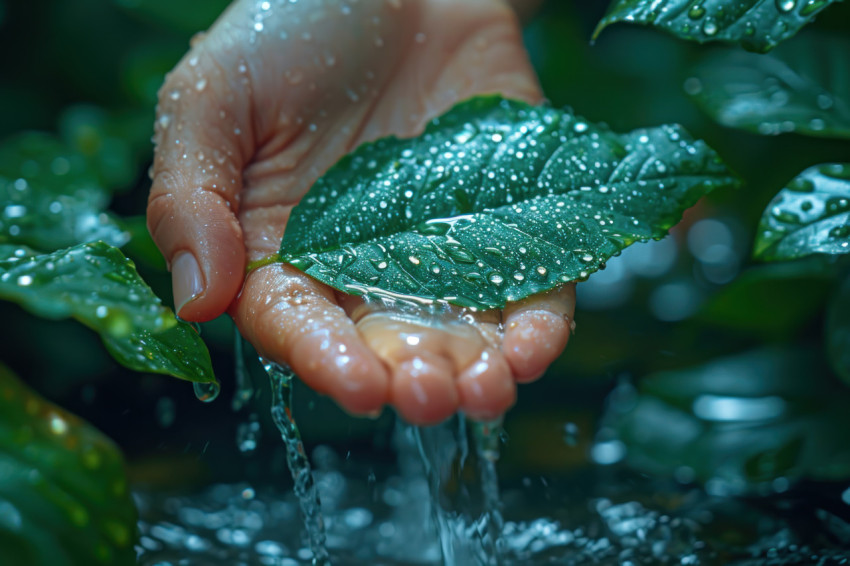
[0,363,137,566]
[595,0,841,53]
[0,133,128,252]
[0,242,214,383]
[754,163,850,261]
[687,34,850,138]
[606,348,850,494]
[281,97,738,309]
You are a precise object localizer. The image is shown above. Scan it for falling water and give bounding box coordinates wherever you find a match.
[231,332,255,411]
[411,423,459,565]
[472,418,505,565]
[261,358,330,565]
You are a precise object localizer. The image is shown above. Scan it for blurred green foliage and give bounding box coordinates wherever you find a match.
[0,0,850,561]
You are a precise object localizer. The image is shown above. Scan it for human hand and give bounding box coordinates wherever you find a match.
[148,0,576,424]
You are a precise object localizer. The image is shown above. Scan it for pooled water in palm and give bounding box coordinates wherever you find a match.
[262,358,330,565]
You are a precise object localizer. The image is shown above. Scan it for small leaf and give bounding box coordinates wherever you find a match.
[754,163,850,261]
[687,34,850,138]
[280,97,738,309]
[102,322,215,383]
[0,363,137,565]
[0,242,171,336]
[0,242,215,383]
[0,133,128,252]
[826,273,850,384]
[594,0,841,53]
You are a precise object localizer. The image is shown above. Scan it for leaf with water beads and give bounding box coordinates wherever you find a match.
[0,241,215,383]
[279,96,739,310]
[0,363,137,566]
[686,34,850,138]
[754,163,850,261]
[594,0,841,53]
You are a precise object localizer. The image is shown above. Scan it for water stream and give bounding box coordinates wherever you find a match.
[262,358,330,565]
[472,418,505,565]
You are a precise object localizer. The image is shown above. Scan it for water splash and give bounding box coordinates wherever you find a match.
[261,358,329,565]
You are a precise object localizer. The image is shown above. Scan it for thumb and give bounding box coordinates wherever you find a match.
[147,49,252,322]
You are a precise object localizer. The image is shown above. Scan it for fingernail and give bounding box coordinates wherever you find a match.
[172,252,204,314]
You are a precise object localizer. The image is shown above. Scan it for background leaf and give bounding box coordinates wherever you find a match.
[0,133,128,252]
[604,348,850,494]
[0,242,215,383]
[687,33,850,138]
[754,163,850,261]
[594,0,842,53]
[281,97,738,309]
[0,363,137,566]
[827,273,850,384]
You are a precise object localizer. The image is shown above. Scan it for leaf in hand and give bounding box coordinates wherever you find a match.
[687,33,850,138]
[594,0,841,53]
[280,97,738,309]
[754,163,850,261]
[0,133,128,252]
[0,242,215,383]
[0,364,137,566]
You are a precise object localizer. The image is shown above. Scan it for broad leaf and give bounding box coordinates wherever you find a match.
[754,163,850,261]
[827,274,850,384]
[687,34,850,138]
[0,242,215,383]
[594,0,841,53]
[0,133,127,252]
[0,364,137,566]
[605,348,850,494]
[280,97,738,310]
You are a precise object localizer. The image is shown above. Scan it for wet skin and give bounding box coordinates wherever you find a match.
[148,0,576,425]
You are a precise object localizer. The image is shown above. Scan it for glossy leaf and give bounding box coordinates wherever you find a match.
[594,0,841,53]
[687,34,850,138]
[0,133,128,252]
[102,322,215,383]
[827,274,850,384]
[280,97,738,310]
[0,242,215,383]
[605,348,850,494]
[0,364,137,566]
[754,163,850,261]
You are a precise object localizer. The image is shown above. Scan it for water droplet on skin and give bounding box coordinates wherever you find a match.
[168,90,181,101]
[195,78,207,91]
[415,32,426,44]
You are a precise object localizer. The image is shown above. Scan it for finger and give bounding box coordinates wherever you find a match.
[232,264,390,415]
[501,285,576,383]
[457,348,515,421]
[148,48,254,321]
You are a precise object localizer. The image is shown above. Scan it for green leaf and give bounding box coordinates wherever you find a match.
[826,273,850,384]
[606,348,850,493]
[594,0,841,53]
[280,97,738,310]
[0,133,128,252]
[0,242,215,383]
[754,163,850,261]
[0,363,137,566]
[687,34,850,138]
[102,322,215,383]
